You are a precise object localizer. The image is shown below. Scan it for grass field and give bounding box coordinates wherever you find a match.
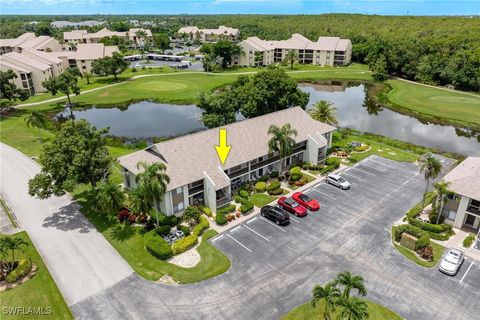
[0,232,73,320]
[282,299,402,320]
[386,79,480,127]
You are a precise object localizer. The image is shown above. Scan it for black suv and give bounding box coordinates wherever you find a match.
[260,205,290,225]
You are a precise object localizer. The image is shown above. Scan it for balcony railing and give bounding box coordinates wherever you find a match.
[216,196,232,207]
[227,167,249,179]
[251,155,281,171]
[188,184,204,196]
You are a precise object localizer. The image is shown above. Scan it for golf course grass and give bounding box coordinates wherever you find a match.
[282,299,402,320]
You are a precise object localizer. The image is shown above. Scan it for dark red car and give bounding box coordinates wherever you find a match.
[292,192,320,211]
[277,196,307,217]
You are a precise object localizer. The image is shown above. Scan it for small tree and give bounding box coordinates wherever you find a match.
[268,123,298,159]
[285,50,299,70]
[419,153,442,209]
[183,206,202,226]
[91,52,128,80]
[42,70,80,119]
[153,33,170,53]
[337,296,369,320]
[0,70,30,102]
[94,181,126,214]
[24,110,48,142]
[334,271,367,298]
[433,181,450,224]
[0,236,29,273]
[311,281,341,320]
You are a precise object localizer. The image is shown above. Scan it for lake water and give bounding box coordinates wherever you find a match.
[59,82,479,156]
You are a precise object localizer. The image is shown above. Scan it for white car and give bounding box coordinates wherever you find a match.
[439,248,464,275]
[326,173,351,190]
[135,63,141,68]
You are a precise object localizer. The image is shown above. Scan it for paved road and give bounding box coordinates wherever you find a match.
[71,155,480,320]
[0,143,133,306]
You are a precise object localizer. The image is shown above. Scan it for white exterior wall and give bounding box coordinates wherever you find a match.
[303,135,320,164]
[454,196,470,228]
[203,172,217,214]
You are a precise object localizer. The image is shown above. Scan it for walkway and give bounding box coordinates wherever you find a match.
[0,143,133,306]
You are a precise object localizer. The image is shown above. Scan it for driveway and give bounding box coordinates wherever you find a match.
[71,155,480,320]
[0,143,133,306]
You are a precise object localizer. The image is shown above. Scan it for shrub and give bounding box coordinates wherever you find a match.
[117,208,130,222]
[255,182,267,192]
[240,200,254,214]
[268,188,284,196]
[270,171,279,178]
[193,216,209,236]
[5,259,32,283]
[463,233,476,247]
[394,224,423,242]
[234,195,243,203]
[303,163,324,171]
[416,233,431,250]
[290,172,302,182]
[199,206,212,217]
[259,175,269,182]
[326,157,341,167]
[408,218,452,234]
[289,166,301,174]
[179,225,191,237]
[354,145,369,152]
[406,192,435,219]
[417,246,434,261]
[215,213,227,225]
[155,225,171,236]
[266,180,281,192]
[183,206,202,224]
[172,235,198,255]
[239,190,250,199]
[144,230,173,260]
[217,204,236,215]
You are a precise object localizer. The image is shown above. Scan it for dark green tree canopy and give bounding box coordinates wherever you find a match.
[91,52,128,80]
[153,33,170,52]
[211,40,241,68]
[0,70,30,102]
[28,120,111,199]
[42,70,80,105]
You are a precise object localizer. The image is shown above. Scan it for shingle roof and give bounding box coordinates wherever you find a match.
[22,48,62,64]
[243,34,350,52]
[244,37,274,51]
[2,52,51,71]
[443,157,480,200]
[66,43,118,60]
[118,107,335,191]
[0,58,30,73]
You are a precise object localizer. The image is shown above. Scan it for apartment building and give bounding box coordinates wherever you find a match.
[118,107,335,216]
[442,157,480,234]
[56,43,118,74]
[63,28,152,48]
[0,33,62,55]
[238,33,352,67]
[178,26,240,42]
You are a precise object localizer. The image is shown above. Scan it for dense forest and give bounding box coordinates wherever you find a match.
[1,14,479,91]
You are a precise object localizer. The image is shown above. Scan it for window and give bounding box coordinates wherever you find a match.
[470,199,480,209]
[448,210,456,221]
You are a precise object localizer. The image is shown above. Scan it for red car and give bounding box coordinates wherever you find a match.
[292,192,320,211]
[277,197,308,217]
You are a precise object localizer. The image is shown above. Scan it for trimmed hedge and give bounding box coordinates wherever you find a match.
[215,213,227,226]
[234,195,243,203]
[289,166,301,174]
[239,190,250,198]
[259,175,269,182]
[463,233,476,247]
[172,235,198,255]
[326,157,341,167]
[416,233,431,250]
[179,225,191,237]
[270,171,279,178]
[217,204,236,215]
[193,216,209,237]
[201,206,213,217]
[268,188,284,196]
[144,230,173,260]
[266,180,281,192]
[303,163,324,171]
[394,224,423,242]
[255,181,267,192]
[155,225,171,236]
[409,218,452,234]
[5,259,32,283]
[240,200,254,214]
[290,172,302,182]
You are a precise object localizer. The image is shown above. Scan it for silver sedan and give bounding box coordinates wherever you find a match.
[438,248,464,275]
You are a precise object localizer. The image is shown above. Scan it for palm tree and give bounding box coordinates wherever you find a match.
[285,50,299,70]
[308,100,339,126]
[419,153,442,209]
[268,124,298,169]
[335,271,367,298]
[337,296,369,320]
[0,236,28,273]
[94,181,126,214]
[24,110,48,142]
[135,161,170,225]
[311,281,341,320]
[433,181,450,224]
[128,186,150,216]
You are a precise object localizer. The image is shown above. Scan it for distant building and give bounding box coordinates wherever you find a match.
[51,20,106,28]
[238,33,352,67]
[0,33,62,55]
[177,26,240,42]
[63,28,152,47]
[56,43,118,74]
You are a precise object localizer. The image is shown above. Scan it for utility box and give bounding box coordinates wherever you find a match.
[400,233,418,251]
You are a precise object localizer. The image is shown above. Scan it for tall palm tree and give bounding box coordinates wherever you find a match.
[0,236,28,273]
[268,124,298,169]
[24,110,48,142]
[94,181,126,214]
[337,296,369,320]
[308,100,339,126]
[433,181,450,224]
[335,271,367,298]
[419,153,442,209]
[285,50,299,70]
[135,161,170,225]
[311,281,341,320]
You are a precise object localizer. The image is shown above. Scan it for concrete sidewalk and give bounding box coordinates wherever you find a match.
[0,143,133,306]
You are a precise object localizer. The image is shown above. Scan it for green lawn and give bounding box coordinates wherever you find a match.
[386,79,480,127]
[250,193,278,207]
[0,232,73,320]
[282,299,402,320]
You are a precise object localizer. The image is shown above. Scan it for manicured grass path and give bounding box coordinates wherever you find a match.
[282,299,402,320]
[0,232,73,320]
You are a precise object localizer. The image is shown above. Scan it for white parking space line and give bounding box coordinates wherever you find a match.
[290,216,300,223]
[311,189,337,200]
[243,225,270,242]
[349,167,377,176]
[212,235,224,242]
[366,158,395,169]
[460,261,474,284]
[357,162,386,172]
[230,226,242,233]
[226,234,252,252]
[246,217,258,224]
[260,217,287,232]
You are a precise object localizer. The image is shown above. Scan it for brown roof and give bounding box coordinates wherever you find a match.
[118,107,335,191]
[443,157,480,200]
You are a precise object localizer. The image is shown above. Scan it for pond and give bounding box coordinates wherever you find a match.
[59,82,479,156]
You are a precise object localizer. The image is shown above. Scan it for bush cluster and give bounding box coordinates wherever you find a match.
[198,205,212,217]
[155,212,179,227]
[268,188,284,196]
[289,166,301,174]
[5,259,32,283]
[259,175,269,182]
[217,204,236,215]
[240,200,254,214]
[405,192,435,219]
[290,172,302,182]
[144,230,173,260]
[179,225,191,237]
[463,233,476,247]
[416,233,431,250]
[266,181,281,192]
[417,246,434,261]
[155,225,171,236]
[172,235,199,255]
[303,163,324,171]
[193,216,210,237]
[408,218,452,234]
[255,181,267,192]
[269,171,279,178]
[215,213,227,225]
[394,224,424,242]
[239,190,250,198]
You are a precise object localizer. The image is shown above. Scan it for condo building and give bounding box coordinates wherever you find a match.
[63,28,152,48]
[177,26,240,42]
[118,107,335,216]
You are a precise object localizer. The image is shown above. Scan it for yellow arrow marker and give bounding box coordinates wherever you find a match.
[215,128,231,165]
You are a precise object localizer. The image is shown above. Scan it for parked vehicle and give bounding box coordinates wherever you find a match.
[277,197,307,217]
[292,192,320,211]
[135,63,141,68]
[260,205,290,225]
[439,248,464,275]
[326,173,351,190]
